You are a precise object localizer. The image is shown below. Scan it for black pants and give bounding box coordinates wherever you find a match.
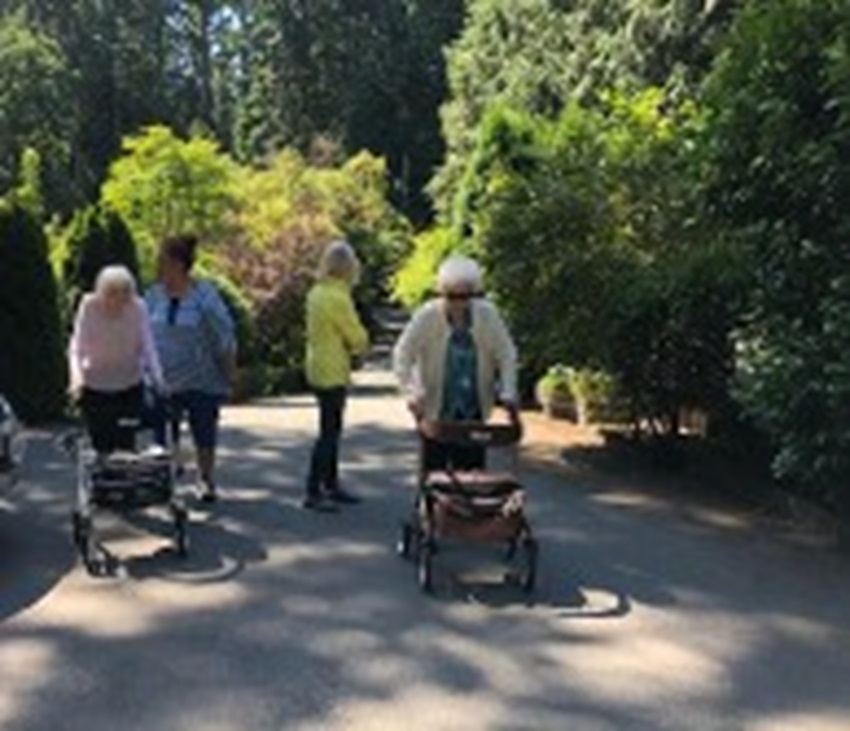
[421,438,486,472]
[81,384,143,453]
[307,387,347,496]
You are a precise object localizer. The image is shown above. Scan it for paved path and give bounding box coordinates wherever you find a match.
[1,369,849,731]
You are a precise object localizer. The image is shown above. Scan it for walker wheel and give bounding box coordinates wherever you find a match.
[418,541,434,594]
[521,537,538,595]
[173,505,189,557]
[397,522,414,559]
[71,511,97,574]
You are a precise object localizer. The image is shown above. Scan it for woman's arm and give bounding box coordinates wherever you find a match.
[487,303,519,409]
[337,293,369,356]
[197,281,238,383]
[197,282,237,356]
[392,306,429,411]
[68,296,93,395]
[136,298,164,388]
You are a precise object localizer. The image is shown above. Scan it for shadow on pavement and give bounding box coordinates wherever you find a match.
[0,434,75,623]
[3,395,850,730]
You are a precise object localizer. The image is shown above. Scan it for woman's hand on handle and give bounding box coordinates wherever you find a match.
[408,397,437,438]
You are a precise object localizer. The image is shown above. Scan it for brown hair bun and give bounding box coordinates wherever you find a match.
[160,233,199,272]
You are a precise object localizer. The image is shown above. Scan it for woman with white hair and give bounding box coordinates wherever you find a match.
[69,265,164,454]
[303,240,370,511]
[393,254,519,470]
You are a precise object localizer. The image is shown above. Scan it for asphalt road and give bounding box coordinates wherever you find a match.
[1,369,849,731]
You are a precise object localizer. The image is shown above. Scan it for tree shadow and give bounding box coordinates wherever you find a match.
[0,433,75,623]
[3,397,850,730]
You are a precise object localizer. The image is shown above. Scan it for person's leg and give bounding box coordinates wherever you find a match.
[305,388,342,510]
[113,384,143,451]
[185,391,222,502]
[323,388,359,503]
[322,387,346,490]
[81,388,116,453]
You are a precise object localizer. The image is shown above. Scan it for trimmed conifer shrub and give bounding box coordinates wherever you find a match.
[0,202,66,422]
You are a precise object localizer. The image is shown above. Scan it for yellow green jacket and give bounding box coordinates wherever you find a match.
[305,278,369,388]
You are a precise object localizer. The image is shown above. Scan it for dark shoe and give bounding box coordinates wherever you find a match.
[326,487,361,505]
[302,493,339,512]
[199,480,217,504]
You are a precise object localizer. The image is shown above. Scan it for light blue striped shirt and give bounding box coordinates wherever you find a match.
[145,281,236,396]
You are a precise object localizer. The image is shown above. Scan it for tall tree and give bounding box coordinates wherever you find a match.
[232,0,464,223]
[433,0,739,219]
[0,12,73,212]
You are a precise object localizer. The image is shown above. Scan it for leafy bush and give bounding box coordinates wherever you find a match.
[101,125,240,278]
[536,365,621,424]
[535,365,576,420]
[703,0,850,510]
[462,91,744,434]
[212,223,327,381]
[567,368,622,425]
[237,148,411,326]
[392,226,459,308]
[0,201,66,421]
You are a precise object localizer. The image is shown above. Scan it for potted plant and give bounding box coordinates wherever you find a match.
[535,365,577,420]
[567,367,620,425]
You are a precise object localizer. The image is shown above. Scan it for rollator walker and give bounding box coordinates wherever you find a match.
[61,398,189,575]
[398,415,538,594]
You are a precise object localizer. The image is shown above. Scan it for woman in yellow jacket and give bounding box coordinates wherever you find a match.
[303,241,370,511]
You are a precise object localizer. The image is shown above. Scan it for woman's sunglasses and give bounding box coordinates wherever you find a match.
[444,291,481,301]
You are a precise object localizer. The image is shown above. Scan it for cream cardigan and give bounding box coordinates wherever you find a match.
[392,298,518,421]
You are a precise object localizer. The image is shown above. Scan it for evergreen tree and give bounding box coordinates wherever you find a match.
[0,201,66,422]
[60,204,141,321]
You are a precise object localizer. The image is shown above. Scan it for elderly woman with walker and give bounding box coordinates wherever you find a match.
[393,255,521,468]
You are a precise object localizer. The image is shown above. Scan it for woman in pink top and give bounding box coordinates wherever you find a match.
[69,265,164,453]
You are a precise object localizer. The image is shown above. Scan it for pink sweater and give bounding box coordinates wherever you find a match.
[69,294,163,393]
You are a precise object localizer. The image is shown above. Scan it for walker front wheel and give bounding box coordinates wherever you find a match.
[397,521,414,559]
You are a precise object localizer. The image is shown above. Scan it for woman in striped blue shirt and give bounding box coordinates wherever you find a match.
[146,234,236,503]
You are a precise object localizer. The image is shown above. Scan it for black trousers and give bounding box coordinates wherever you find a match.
[307,387,347,496]
[80,384,143,453]
[421,438,486,472]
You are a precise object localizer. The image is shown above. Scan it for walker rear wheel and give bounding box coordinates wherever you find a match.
[418,541,434,594]
[521,537,538,595]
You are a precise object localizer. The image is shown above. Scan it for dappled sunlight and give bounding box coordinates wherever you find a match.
[265,538,383,571]
[548,632,733,707]
[591,489,666,510]
[748,710,850,731]
[309,687,505,731]
[0,639,57,728]
[3,375,850,731]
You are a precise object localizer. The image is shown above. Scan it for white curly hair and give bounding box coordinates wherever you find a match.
[437,255,484,294]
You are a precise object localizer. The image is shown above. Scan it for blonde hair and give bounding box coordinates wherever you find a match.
[318,240,361,284]
[437,255,483,293]
[95,265,137,297]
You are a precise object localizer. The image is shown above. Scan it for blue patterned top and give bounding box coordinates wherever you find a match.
[145,280,236,396]
[440,312,481,421]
